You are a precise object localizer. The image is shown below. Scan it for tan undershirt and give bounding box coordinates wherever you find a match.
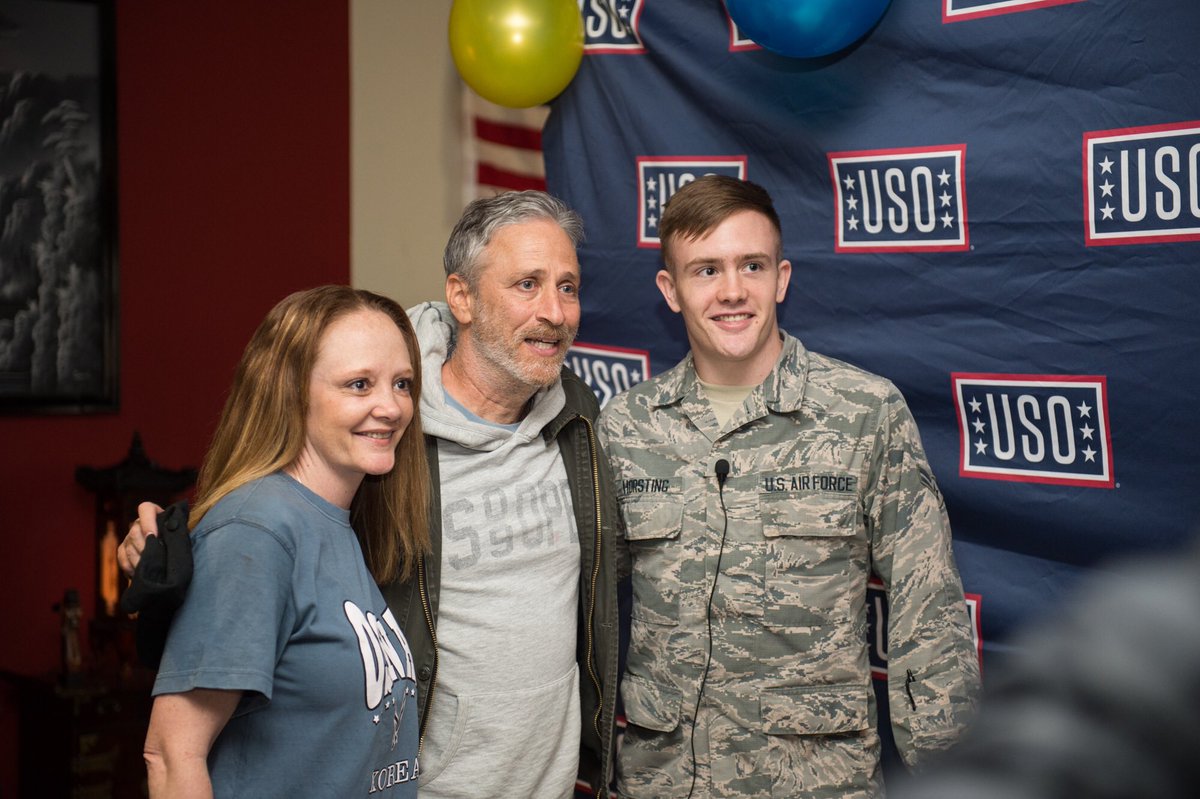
[699,379,757,427]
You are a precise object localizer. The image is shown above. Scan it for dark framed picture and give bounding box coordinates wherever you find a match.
[0,0,118,412]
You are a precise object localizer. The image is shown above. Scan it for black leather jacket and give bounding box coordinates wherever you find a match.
[381,367,622,794]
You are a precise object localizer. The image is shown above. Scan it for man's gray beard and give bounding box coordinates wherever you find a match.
[469,309,577,393]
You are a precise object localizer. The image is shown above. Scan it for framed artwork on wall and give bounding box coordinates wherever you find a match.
[0,0,118,413]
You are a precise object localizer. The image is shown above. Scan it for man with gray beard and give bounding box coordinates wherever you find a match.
[396,193,620,798]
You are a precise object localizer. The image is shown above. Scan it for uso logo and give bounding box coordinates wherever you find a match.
[867,576,982,680]
[943,0,1085,23]
[828,145,969,252]
[1084,121,1200,246]
[636,156,747,248]
[581,0,645,54]
[952,373,1114,488]
[723,4,760,51]
[567,341,650,407]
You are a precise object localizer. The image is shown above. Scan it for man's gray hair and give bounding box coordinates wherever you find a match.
[443,191,585,288]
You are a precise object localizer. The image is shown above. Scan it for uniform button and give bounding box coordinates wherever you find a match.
[418,666,432,681]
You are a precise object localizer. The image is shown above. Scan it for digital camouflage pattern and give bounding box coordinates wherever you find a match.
[599,334,980,799]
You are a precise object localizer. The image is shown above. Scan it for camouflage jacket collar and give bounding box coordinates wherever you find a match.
[649,332,812,415]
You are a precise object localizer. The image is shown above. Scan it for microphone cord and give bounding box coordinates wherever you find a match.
[687,463,730,799]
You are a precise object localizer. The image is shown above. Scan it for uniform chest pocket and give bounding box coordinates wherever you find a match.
[759,494,862,630]
[619,492,684,626]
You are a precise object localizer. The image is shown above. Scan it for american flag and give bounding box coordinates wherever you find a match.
[462,92,549,201]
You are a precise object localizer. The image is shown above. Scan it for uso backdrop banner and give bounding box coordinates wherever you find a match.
[545,0,1200,787]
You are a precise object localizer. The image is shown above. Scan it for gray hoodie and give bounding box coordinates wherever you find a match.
[407,302,582,799]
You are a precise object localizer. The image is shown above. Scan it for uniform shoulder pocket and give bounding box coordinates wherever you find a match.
[619,489,683,543]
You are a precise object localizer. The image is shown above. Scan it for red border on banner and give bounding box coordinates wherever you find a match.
[828,144,969,253]
[723,2,762,52]
[943,0,1086,24]
[1082,120,1200,247]
[951,372,1114,488]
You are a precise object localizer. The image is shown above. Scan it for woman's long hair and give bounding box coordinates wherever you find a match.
[190,285,430,584]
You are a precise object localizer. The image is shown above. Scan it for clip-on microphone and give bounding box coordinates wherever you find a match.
[715,458,730,488]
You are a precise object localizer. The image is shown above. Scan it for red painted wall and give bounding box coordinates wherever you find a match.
[0,1,350,791]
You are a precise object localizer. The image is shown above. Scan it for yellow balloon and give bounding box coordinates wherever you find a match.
[449,0,585,108]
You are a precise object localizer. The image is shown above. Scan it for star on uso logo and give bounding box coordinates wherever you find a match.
[828,145,969,252]
[943,0,1085,23]
[867,576,982,680]
[1084,121,1200,246]
[952,373,1114,488]
[581,0,645,54]
[567,341,650,407]
[636,157,748,248]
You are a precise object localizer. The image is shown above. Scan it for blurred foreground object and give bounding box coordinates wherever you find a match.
[892,540,1200,799]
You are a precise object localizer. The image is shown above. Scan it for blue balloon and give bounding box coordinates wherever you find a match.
[726,0,893,59]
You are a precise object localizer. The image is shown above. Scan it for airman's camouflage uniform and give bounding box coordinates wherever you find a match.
[599,334,980,798]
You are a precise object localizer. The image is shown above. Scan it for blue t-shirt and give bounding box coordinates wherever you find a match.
[153,473,419,797]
